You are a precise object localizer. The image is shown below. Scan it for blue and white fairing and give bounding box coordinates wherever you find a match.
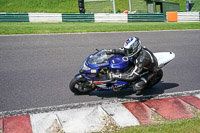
[109,55,129,72]
[80,50,109,79]
[80,50,129,77]
[79,50,129,90]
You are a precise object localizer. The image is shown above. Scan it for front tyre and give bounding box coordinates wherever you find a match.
[69,78,93,95]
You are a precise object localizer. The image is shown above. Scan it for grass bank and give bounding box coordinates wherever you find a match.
[0,22,200,35]
[0,0,187,13]
[191,0,200,12]
[113,117,200,133]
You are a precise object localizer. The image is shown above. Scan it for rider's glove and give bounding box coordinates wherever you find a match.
[104,49,113,55]
[109,72,121,80]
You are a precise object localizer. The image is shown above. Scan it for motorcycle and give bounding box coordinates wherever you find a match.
[69,49,175,95]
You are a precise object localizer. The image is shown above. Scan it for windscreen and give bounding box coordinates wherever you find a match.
[88,50,108,64]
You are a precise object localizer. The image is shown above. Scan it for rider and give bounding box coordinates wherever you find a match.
[105,37,158,94]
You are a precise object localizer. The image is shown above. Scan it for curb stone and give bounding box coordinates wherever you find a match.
[2,90,200,118]
[1,92,200,133]
[0,119,3,133]
[102,103,140,127]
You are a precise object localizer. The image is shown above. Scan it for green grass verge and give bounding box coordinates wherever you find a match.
[0,0,79,13]
[0,22,200,35]
[191,0,200,12]
[0,0,187,13]
[112,117,200,133]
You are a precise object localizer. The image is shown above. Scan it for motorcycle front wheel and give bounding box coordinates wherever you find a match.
[69,78,94,95]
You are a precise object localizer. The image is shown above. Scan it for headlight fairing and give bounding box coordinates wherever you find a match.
[80,60,91,73]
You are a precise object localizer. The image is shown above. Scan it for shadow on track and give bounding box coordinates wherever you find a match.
[89,81,179,101]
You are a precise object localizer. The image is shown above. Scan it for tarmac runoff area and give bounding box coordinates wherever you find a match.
[1,92,200,133]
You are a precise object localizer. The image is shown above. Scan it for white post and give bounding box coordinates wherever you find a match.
[112,0,116,14]
[129,0,132,13]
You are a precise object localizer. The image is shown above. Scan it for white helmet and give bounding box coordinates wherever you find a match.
[124,37,142,57]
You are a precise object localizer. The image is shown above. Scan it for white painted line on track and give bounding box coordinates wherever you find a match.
[0,29,200,37]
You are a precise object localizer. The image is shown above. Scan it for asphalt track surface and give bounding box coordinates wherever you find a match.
[0,30,200,112]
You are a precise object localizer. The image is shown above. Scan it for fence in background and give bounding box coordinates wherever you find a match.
[167,12,200,22]
[128,13,165,22]
[177,12,199,22]
[0,12,199,23]
[0,13,29,22]
[29,13,62,22]
[62,14,94,22]
[94,14,127,23]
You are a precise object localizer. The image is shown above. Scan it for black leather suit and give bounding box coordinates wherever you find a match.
[106,47,158,90]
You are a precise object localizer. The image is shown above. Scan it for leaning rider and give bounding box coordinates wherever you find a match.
[105,37,158,95]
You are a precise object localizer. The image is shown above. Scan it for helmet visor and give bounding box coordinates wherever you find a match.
[124,44,138,56]
[124,48,134,56]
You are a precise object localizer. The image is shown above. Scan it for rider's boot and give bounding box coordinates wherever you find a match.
[133,78,147,95]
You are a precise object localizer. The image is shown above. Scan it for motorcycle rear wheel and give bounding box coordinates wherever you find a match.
[69,78,94,95]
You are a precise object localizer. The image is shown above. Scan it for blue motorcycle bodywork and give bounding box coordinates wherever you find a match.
[78,50,130,91]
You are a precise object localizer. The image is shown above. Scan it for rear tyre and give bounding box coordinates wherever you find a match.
[69,78,94,95]
[146,69,163,88]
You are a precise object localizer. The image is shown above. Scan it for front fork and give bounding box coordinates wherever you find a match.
[74,74,94,88]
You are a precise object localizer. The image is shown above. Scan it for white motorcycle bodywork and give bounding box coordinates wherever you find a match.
[154,52,175,68]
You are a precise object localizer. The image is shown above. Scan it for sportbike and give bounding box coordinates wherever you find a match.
[69,49,175,95]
